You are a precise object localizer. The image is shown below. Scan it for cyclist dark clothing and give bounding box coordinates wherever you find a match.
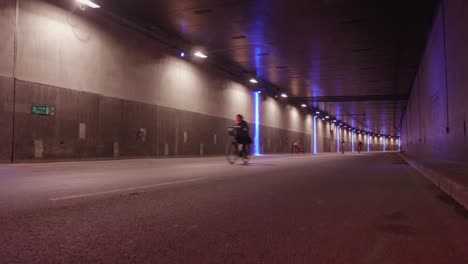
[235,120,252,145]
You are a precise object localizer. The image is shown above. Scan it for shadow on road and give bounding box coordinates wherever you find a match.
[237,163,277,167]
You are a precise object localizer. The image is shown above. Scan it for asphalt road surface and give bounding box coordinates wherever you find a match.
[1,153,467,264]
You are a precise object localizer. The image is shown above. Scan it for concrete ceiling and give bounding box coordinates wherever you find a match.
[93,0,439,135]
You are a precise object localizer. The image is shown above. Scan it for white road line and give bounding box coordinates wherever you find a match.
[49,178,205,201]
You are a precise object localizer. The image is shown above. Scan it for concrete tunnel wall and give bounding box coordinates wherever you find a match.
[0,0,397,162]
[313,119,395,154]
[401,0,468,163]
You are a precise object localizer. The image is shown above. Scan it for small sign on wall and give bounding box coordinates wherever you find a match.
[31,105,55,116]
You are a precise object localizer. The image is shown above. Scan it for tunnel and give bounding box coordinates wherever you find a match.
[1,0,467,263]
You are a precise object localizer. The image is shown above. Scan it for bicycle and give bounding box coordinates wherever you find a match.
[226,127,250,164]
[292,143,305,154]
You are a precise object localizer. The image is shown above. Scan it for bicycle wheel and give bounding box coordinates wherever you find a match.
[241,153,250,164]
[226,149,239,164]
[241,146,250,164]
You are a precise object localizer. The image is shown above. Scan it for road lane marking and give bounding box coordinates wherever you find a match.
[49,178,205,201]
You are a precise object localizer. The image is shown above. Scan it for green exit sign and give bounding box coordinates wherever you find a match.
[31,105,55,116]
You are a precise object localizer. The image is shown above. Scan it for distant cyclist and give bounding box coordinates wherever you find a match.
[340,140,345,154]
[293,140,304,154]
[357,140,363,153]
[234,114,252,156]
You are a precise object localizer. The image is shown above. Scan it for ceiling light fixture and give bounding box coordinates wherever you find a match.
[194,51,208,58]
[281,93,288,98]
[76,0,100,8]
[301,104,307,108]
[249,78,258,84]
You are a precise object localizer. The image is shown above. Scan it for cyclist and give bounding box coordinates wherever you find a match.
[357,140,363,153]
[234,114,252,156]
[293,140,304,154]
[340,139,345,154]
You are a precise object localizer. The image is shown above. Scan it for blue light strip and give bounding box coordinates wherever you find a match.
[254,92,260,156]
[383,137,386,152]
[367,134,370,152]
[398,138,401,152]
[313,116,317,154]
